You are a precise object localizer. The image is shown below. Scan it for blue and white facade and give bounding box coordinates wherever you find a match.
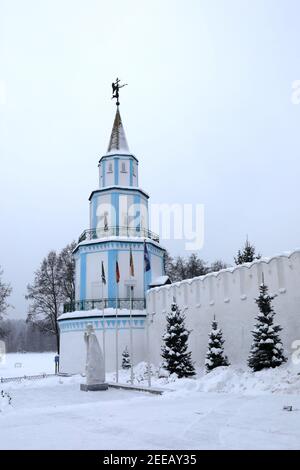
[58,106,167,374]
[74,107,166,307]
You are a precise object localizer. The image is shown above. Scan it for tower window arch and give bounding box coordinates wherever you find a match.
[121,161,127,173]
[107,162,113,173]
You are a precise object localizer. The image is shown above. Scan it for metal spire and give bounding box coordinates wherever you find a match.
[107,107,130,154]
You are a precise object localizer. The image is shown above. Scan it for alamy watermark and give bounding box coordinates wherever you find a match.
[0,80,6,105]
[95,201,205,251]
[291,80,300,104]
[150,203,204,251]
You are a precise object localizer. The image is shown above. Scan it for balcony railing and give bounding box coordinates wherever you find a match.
[63,298,146,313]
[78,226,159,244]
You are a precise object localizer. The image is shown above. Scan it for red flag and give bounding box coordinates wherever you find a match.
[116,260,120,283]
[129,248,135,277]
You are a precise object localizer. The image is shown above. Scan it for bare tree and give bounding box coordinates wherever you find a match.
[209,260,229,273]
[163,251,228,282]
[163,251,175,280]
[1,319,56,352]
[164,252,188,282]
[57,241,76,305]
[186,253,209,279]
[26,251,63,353]
[26,243,77,353]
[173,256,187,282]
[0,266,12,339]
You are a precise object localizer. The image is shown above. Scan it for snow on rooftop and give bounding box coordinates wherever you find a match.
[149,276,170,287]
[58,308,146,321]
[75,236,162,251]
[90,185,149,197]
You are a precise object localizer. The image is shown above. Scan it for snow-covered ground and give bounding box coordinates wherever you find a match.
[1,354,300,449]
[0,352,56,377]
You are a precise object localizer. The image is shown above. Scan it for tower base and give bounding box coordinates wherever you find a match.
[80,383,108,392]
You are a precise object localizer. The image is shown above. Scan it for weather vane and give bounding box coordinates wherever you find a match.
[111,77,127,106]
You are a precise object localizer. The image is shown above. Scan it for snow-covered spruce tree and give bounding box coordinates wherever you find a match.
[248,282,287,372]
[161,302,195,378]
[121,346,131,370]
[205,317,229,372]
[234,238,261,265]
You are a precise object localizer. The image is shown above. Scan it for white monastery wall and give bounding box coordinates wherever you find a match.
[147,250,300,367]
[59,312,146,374]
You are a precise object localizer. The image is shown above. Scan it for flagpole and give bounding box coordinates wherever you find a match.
[115,282,119,384]
[129,248,134,385]
[146,309,151,388]
[129,285,134,385]
[102,279,106,369]
[143,239,146,305]
[144,238,151,388]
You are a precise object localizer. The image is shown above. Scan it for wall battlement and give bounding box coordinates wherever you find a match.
[147,249,300,366]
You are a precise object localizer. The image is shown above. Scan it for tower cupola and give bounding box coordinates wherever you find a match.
[98,107,138,188]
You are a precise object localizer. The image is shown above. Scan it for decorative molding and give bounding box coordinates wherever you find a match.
[89,186,149,201]
[75,238,164,254]
[59,317,146,333]
[99,154,139,164]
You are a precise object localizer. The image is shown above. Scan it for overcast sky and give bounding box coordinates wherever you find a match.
[1,0,300,318]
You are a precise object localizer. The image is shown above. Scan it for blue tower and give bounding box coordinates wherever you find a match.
[67,104,168,313]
